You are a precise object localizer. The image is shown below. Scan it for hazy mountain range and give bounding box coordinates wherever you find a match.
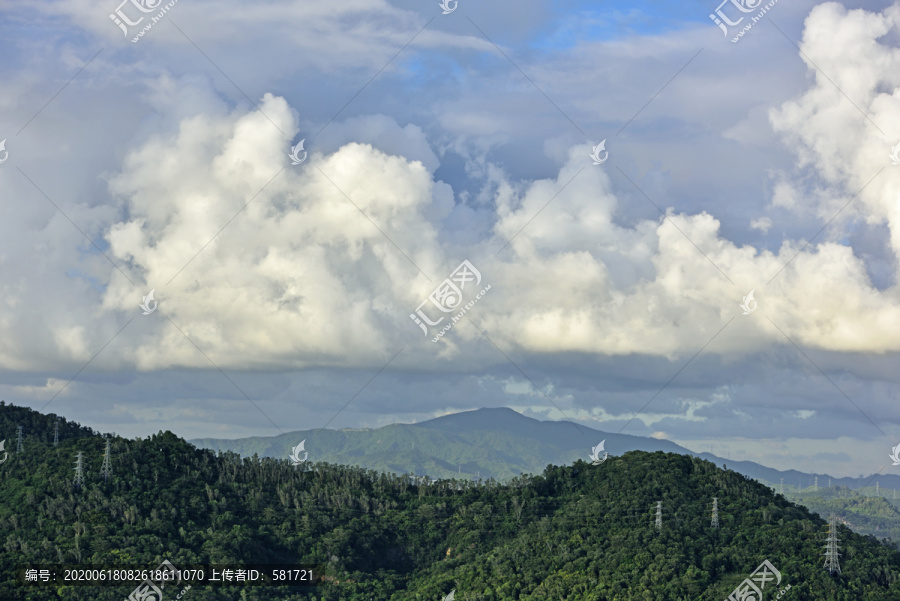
[190,407,900,492]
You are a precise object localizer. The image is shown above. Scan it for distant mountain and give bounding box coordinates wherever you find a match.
[190,407,900,492]
[783,488,900,548]
[189,407,695,481]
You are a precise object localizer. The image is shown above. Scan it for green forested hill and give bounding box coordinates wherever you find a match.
[188,407,695,483]
[784,487,900,548]
[1,402,899,600]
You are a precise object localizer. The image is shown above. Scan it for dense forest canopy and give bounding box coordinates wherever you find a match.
[1,402,899,600]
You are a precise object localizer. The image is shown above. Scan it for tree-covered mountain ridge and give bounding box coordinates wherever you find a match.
[189,406,900,492]
[190,406,900,546]
[0,401,898,600]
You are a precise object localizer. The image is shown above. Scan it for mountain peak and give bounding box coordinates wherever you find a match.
[417,407,532,431]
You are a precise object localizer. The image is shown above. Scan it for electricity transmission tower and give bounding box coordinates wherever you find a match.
[824,515,841,575]
[814,476,818,491]
[876,482,880,496]
[15,425,23,453]
[654,501,662,531]
[53,418,59,447]
[711,498,719,528]
[100,438,112,482]
[73,452,85,488]
[779,478,784,495]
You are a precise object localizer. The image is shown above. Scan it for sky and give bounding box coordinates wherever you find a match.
[0,0,899,478]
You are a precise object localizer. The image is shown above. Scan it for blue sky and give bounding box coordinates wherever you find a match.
[0,0,899,478]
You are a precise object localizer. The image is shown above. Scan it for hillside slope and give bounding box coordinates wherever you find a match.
[1,403,899,600]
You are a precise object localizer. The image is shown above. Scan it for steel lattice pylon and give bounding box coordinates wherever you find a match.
[100,438,112,482]
[824,515,842,576]
[711,497,719,528]
[74,452,85,488]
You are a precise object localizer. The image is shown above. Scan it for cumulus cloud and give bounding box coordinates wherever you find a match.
[3,1,900,379]
[100,94,450,370]
[769,3,900,250]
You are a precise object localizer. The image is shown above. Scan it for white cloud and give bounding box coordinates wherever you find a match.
[8,16,900,372]
[769,3,900,252]
[99,93,451,370]
[750,217,772,233]
[1,0,899,467]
